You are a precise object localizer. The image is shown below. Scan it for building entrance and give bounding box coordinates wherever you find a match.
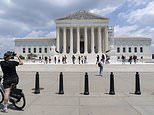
[80,41,84,53]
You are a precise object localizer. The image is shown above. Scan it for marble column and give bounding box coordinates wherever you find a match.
[63,27,66,54]
[77,27,80,54]
[70,27,73,54]
[84,27,88,54]
[56,27,60,52]
[91,27,95,53]
[98,26,102,53]
[104,26,108,52]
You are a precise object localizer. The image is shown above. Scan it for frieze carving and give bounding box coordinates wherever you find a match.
[56,10,109,20]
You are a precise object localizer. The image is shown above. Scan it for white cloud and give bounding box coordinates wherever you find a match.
[0,10,5,15]
[0,19,30,37]
[89,6,117,15]
[126,1,154,25]
[114,25,154,44]
[48,0,79,7]
[127,0,149,7]
[114,25,139,37]
[25,31,46,37]
[45,31,56,38]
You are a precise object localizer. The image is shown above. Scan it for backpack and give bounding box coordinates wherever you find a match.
[98,62,102,67]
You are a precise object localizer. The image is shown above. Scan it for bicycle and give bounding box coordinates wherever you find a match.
[0,76,26,110]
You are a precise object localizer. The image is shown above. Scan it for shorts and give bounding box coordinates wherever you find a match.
[3,77,19,89]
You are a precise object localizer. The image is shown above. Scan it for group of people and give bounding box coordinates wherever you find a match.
[72,55,87,64]
[96,53,110,65]
[54,55,67,64]
[43,55,88,64]
[121,55,139,64]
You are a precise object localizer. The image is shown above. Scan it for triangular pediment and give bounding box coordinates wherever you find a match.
[56,10,109,20]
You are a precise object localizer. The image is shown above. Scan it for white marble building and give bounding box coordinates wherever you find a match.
[114,37,152,61]
[15,38,56,59]
[15,10,152,63]
[56,10,109,54]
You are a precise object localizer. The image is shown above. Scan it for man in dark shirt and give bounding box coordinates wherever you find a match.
[0,51,23,112]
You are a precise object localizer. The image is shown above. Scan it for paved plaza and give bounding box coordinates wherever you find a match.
[0,63,154,115]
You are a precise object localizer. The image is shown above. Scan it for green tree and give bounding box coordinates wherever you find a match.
[27,53,37,60]
[19,55,25,59]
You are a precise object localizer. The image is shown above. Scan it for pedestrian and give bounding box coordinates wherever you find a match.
[133,55,137,64]
[98,59,103,76]
[62,56,65,64]
[72,55,76,64]
[96,55,99,64]
[58,56,60,63]
[140,56,143,63]
[128,56,133,64]
[105,54,110,64]
[102,54,106,63]
[121,55,125,64]
[54,56,57,64]
[84,56,87,64]
[49,57,51,63]
[0,51,23,112]
[64,55,67,64]
[44,57,48,64]
[78,55,81,64]
[81,55,84,64]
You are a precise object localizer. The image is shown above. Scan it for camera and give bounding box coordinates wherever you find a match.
[12,52,17,57]
[10,52,17,59]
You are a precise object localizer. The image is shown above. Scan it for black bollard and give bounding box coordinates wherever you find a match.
[59,72,64,94]
[135,72,141,95]
[109,72,115,95]
[84,72,89,95]
[34,72,40,94]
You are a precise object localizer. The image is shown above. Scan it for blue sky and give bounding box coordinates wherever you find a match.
[0,0,154,56]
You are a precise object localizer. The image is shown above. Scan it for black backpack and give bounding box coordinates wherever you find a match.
[98,62,102,67]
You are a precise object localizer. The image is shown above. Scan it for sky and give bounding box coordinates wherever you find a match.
[0,0,154,56]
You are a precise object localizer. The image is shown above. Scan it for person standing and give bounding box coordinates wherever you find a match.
[84,56,87,64]
[98,59,103,76]
[0,51,23,112]
[78,56,81,64]
[96,55,99,64]
[54,56,57,64]
[121,55,125,64]
[64,55,67,64]
[128,56,133,64]
[133,55,137,64]
[72,55,76,64]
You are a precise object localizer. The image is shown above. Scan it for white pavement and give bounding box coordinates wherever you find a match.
[0,64,154,115]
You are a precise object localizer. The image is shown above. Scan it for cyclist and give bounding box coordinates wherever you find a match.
[0,51,23,112]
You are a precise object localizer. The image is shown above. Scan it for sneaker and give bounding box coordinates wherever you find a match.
[1,108,8,113]
[99,74,103,77]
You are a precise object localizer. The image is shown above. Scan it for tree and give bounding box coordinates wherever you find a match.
[19,55,25,59]
[27,53,37,60]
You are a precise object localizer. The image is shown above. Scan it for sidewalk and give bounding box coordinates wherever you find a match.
[0,64,154,115]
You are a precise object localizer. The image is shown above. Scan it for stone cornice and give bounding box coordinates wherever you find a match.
[56,19,108,27]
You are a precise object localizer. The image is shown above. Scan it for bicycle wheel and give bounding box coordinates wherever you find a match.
[0,90,4,103]
[13,92,26,110]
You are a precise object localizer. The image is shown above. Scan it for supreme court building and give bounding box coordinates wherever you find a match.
[56,10,110,54]
[15,10,152,63]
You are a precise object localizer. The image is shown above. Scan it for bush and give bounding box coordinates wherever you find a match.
[19,55,25,59]
[27,53,37,60]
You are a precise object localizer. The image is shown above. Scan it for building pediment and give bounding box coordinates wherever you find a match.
[56,10,109,20]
